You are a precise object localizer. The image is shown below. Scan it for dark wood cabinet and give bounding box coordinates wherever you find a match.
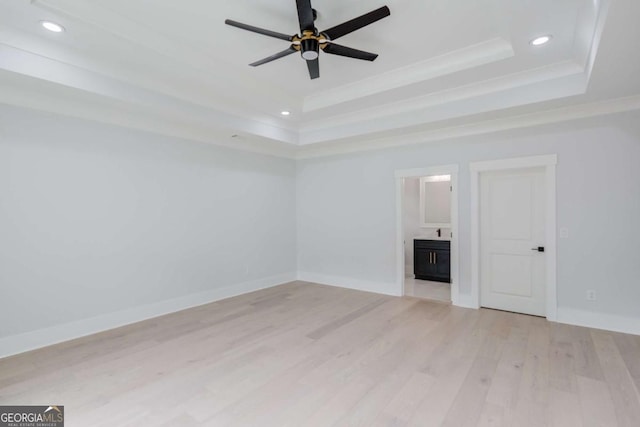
[414,239,451,283]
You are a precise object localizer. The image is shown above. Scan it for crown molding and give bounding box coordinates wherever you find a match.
[298,60,587,145]
[1,37,591,151]
[295,94,640,159]
[3,65,638,161]
[0,69,298,159]
[4,58,638,161]
[301,61,584,133]
[302,38,514,113]
[0,43,299,145]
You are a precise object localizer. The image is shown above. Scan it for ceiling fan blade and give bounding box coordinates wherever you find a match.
[225,19,293,41]
[250,46,297,67]
[322,43,378,61]
[306,58,320,79]
[296,0,315,32]
[321,6,390,41]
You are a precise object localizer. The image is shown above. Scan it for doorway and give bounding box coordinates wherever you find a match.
[395,166,459,304]
[470,155,557,320]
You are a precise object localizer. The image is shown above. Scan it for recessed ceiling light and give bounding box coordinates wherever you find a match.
[41,21,65,33]
[530,35,552,46]
[281,111,291,116]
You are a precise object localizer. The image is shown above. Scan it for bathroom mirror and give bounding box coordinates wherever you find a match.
[419,175,451,228]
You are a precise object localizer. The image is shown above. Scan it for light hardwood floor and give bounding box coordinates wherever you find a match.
[1,281,639,426]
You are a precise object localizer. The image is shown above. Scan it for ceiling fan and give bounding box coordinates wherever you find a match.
[225,0,390,80]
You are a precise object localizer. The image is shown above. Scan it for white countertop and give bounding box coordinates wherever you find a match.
[413,236,451,241]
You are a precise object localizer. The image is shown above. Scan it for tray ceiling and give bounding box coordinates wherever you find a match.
[1,0,639,157]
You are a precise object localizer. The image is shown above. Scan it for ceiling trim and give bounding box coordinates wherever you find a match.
[302,38,514,113]
[2,65,639,161]
[295,94,640,159]
[302,61,585,132]
[0,25,297,132]
[299,60,587,144]
[2,38,590,148]
[0,69,298,159]
[0,43,299,144]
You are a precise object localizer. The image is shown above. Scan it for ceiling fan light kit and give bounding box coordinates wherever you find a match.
[301,38,319,61]
[225,0,390,79]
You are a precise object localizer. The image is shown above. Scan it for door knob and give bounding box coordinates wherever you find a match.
[531,246,545,252]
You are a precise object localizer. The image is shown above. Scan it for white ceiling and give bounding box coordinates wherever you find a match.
[1,0,640,157]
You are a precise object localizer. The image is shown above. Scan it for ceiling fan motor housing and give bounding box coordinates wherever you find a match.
[301,38,319,61]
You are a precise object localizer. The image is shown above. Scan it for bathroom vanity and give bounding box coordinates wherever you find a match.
[414,239,451,283]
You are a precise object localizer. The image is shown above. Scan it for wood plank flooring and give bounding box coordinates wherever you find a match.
[1,281,639,426]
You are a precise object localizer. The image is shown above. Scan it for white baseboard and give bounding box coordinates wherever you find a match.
[6,276,634,360]
[556,307,640,336]
[297,272,401,297]
[447,302,640,335]
[0,272,296,359]
[453,294,478,309]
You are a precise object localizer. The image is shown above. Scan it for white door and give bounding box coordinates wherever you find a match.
[480,167,546,316]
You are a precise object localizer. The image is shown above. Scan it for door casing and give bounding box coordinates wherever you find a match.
[395,165,459,304]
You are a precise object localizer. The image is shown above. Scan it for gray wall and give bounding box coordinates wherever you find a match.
[297,112,640,320]
[2,103,640,349]
[0,105,297,339]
